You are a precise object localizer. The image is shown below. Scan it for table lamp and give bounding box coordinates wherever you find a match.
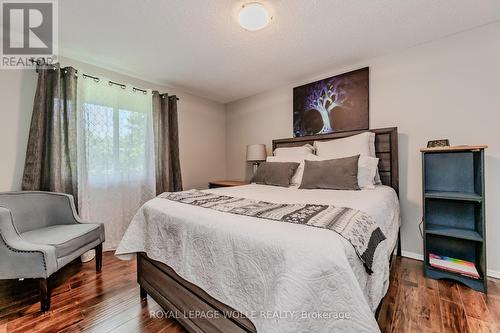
[246,144,267,174]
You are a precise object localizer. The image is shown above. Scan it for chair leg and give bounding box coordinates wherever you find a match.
[95,244,103,272]
[39,278,51,312]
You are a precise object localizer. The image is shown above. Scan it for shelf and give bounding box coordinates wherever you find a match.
[422,148,486,293]
[426,264,483,280]
[425,225,483,242]
[425,265,485,292]
[424,191,482,202]
[426,264,483,281]
[420,145,488,153]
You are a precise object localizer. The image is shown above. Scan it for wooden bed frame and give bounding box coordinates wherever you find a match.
[137,127,400,333]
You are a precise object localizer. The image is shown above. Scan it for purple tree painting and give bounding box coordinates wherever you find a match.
[304,78,349,133]
[293,68,369,137]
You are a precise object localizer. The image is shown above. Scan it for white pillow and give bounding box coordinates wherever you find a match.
[267,153,321,186]
[314,132,375,158]
[357,156,379,189]
[314,132,380,185]
[273,144,314,158]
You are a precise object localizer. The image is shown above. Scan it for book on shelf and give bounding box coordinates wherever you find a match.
[429,253,480,279]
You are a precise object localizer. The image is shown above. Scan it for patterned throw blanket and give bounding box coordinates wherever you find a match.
[159,190,386,273]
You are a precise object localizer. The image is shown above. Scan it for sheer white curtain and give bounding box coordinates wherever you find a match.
[77,77,156,250]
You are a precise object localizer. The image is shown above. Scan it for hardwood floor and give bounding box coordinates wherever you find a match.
[1,254,499,332]
[0,252,186,333]
[378,257,500,333]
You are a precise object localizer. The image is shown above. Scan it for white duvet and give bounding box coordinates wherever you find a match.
[116,184,400,333]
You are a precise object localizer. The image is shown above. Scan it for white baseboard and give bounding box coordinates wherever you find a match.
[400,250,500,280]
[489,270,500,279]
[401,250,423,261]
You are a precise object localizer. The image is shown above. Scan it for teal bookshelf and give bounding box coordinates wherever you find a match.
[421,145,487,292]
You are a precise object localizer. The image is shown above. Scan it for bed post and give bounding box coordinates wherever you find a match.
[397,230,402,257]
[140,286,148,300]
[390,127,402,257]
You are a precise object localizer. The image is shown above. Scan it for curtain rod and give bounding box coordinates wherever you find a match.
[81,73,179,100]
[82,72,179,100]
[29,59,179,100]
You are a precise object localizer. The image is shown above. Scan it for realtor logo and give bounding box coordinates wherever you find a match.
[1,0,58,69]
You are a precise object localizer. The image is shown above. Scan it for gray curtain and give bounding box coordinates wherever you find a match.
[152,92,183,194]
[22,64,78,204]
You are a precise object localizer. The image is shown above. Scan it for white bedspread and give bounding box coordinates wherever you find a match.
[115,184,400,333]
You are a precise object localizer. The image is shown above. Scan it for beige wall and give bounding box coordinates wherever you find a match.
[0,56,226,192]
[226,22,500,276]
[0,69,37,191]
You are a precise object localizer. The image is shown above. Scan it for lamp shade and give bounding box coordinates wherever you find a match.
[246,144,267,162]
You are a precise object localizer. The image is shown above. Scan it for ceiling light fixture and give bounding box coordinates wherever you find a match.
[238,3,271,31]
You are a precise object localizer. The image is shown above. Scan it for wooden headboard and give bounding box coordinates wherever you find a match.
[272,127,399,194]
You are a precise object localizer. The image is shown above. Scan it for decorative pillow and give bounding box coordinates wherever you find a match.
[251,162,300,187]
[266,154,322,186]
[299,155,360,190]
[305,155,379,189]
[314,132,380,184]
[273,144,314,158]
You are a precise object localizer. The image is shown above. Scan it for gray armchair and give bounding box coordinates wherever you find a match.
[0,191,105,312]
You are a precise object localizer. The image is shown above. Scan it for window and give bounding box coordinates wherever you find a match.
[83,103,150,184]
[77,77,155,249]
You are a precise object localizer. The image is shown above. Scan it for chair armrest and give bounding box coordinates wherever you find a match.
[39,192,103,226]
[41,192,84,224]
[0,207,58,279]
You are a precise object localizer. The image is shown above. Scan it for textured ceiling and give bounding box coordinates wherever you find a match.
[59,0,500,103]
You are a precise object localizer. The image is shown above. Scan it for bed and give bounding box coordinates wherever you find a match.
[116,127,400,333]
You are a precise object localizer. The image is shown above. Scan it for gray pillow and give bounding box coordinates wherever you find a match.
[251,162,300,187]
[299,155,360,190]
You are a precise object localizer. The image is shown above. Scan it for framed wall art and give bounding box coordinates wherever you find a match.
[293,67,369,137]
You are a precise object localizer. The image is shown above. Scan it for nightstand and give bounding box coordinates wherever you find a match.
[208,180,250,189]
